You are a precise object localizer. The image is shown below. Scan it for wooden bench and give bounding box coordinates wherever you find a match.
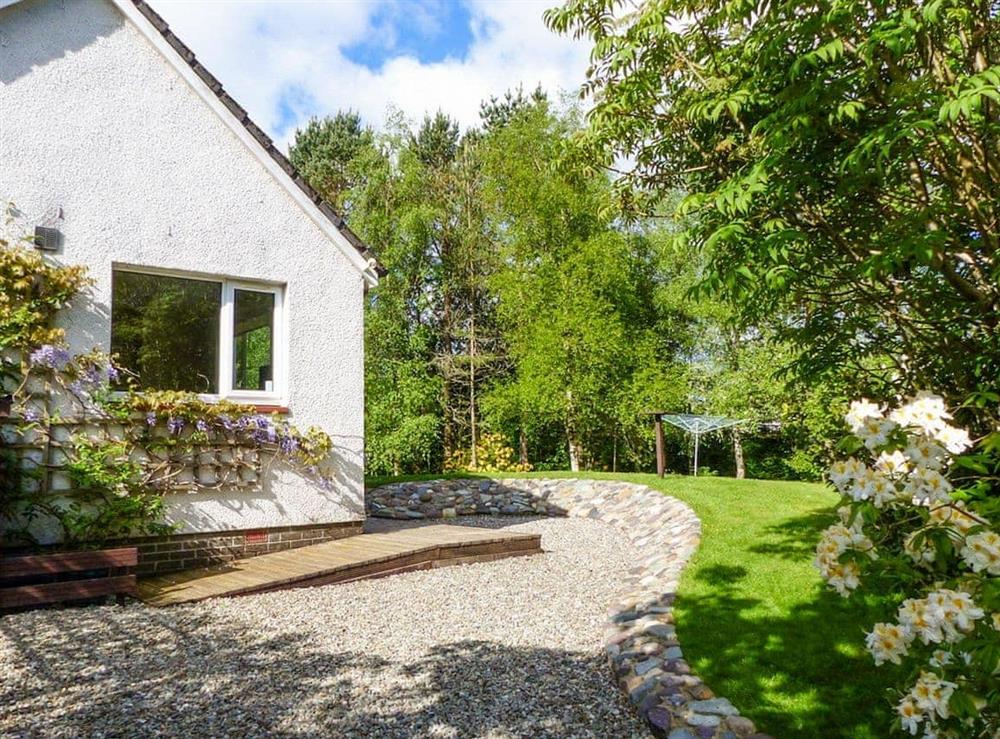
[0,547,138,610]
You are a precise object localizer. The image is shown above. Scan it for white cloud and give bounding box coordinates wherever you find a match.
[151,0,591,151]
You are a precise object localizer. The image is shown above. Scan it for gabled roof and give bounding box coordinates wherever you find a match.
[0,0,384,284]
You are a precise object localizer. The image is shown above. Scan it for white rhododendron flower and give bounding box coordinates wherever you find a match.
[836,505,853,524]
[897,696,924,735]
[891,391,951,434]
[910,671,957,720]
[960,531,1000,576]
[929,649,952,668]
[928,501,977,533]
[904,531,936,565]
[846,398,884,432]
[858,416,897,449]
[850,465,881,502]
[875,449,909,477]
[866,622,912,665]
[896,696,924,736]
[905,467,953,506]
[904,436,948,470]
[869,473,898,507]
[934,424,972,454]
[824,560,861,597]
[814,520,874,596]
[850,466,878,502]
[897,590,985,646]
[899,597,944,645]
[828,457,864,492]
[927,589,985,641]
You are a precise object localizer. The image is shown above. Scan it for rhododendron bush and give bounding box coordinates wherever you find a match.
[817,393,1000,737]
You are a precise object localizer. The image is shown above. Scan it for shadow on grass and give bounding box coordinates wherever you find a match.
[1,607,644,738]
[676,503,900,739]
[748,510,839,561]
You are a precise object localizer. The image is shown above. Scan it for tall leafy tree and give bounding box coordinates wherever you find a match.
[345,116,445,474]
[342,111,503,473]
[293,99,838,478]
[479,102,678,470]
[412,111,460,168]
[290,111,374,214]
[655,228,839,479]
[547,0,1000,426]
[479,84,548,131]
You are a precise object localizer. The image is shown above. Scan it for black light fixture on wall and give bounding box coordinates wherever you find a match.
[33,225,62,252]
[33,205,63,252]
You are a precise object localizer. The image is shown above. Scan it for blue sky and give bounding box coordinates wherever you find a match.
[154,0,590,149]
[342,0,479,70]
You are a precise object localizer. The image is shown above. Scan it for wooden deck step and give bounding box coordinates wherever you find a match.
[137,524,543,606]
[1,547,138,610]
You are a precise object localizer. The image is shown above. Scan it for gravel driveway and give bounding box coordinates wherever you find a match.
[1,517,650,739]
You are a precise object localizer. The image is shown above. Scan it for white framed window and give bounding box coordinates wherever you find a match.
[110,266,287,405]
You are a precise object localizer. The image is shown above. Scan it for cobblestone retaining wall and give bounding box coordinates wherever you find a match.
[367,478,771,739]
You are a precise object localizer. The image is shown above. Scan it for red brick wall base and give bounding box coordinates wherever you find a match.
[127,521,364,576]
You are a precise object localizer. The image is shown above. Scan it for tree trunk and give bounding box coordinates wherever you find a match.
[440,279,454,462]
[568,435,581,472]
[469,311,478,469]
[565,388,581,472]
[733,427,746,479]
[519,428,529,467]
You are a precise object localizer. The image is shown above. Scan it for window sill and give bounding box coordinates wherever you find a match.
[109,391,289,414]
[252,404,290,414]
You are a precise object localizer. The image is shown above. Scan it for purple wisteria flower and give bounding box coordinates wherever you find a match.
[251,427,275,444]
[233,415,255,431]
[219,414,234,430]
[279,435,298,454]
[146,412,157,426]
[243,415,279,444]
[167,417,185,435]
[106,364,120,383]
[195,419,209,433]
[29,345,71,370]
[23,407,40,422]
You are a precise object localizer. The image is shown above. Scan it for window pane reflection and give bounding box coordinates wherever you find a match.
[233,289,275,391]
[111,271,221,393]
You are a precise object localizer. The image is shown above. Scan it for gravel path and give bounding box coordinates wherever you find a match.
[1,517,650,739]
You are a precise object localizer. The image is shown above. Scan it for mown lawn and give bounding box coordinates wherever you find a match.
[366,471,900,737]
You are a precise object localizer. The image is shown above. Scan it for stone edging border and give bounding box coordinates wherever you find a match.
[367,478,772,739]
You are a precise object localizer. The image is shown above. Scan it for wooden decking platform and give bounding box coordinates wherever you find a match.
[137,524,542,607]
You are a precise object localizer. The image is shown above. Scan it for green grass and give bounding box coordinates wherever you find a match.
[366,471,898,737]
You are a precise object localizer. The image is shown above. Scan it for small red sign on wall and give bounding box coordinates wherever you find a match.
[245,530,267,545]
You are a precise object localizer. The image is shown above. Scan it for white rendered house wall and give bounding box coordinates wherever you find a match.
[0,0,366,539]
